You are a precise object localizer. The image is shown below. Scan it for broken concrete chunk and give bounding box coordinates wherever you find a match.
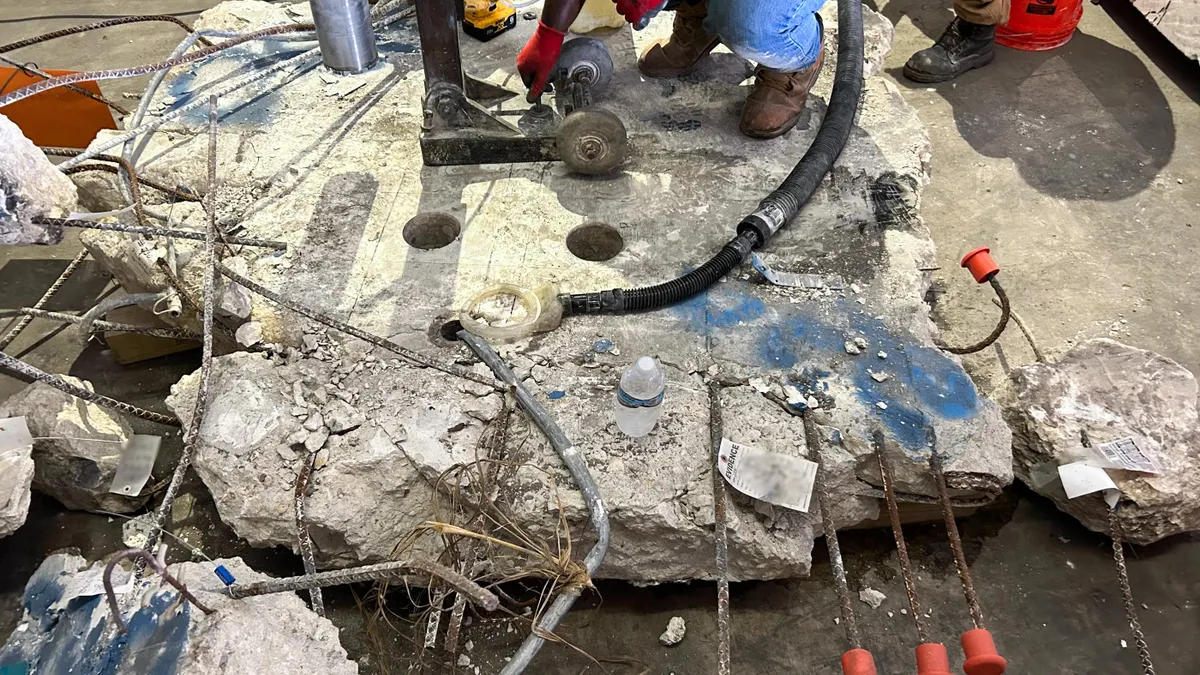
[0,114,78,245]
[323,399,364,434]
[1006,339,1200,544]
[844,340,862,355]
[0,421,34,538]
[235,321,264,347]
[659,616,687,646]
[303,412,325,432]
[0,378,148,513]
[305,427,330,453]
[858,587,886,609]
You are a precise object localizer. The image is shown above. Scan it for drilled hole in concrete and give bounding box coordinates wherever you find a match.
[439,319,464,342]
[566,222,623,262]
[403,212,461,250]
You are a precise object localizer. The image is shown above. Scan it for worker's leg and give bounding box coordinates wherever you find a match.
[638,0,721,79]
[706,0,828,138]
[903,0,1009,83]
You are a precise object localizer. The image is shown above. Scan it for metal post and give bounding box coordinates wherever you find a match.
[416,0,465,91]
[309,0,378,74]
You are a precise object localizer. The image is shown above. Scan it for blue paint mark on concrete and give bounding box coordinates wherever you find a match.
[670,280,981,452]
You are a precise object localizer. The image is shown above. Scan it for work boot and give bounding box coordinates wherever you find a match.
[638,1,720,78]
[740,47,825,139]
[903,17,996,83]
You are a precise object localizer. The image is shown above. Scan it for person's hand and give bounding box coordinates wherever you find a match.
[614,0,667,29]
[517,21,566,99]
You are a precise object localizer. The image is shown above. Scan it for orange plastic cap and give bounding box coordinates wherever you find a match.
[916,642,953,675]
[841,648,877,675]
[960,247,999,284]
[962,629,1007,675]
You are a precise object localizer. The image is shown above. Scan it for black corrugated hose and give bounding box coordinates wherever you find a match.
[562,0,865,316]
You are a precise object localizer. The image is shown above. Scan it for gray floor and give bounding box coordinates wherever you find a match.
[2,1,1199,674]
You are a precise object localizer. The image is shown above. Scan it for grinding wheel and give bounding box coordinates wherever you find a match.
[556,108,628,175]
[554,37,614,92]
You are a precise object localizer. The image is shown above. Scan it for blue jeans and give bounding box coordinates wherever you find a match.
[704,0,826,72]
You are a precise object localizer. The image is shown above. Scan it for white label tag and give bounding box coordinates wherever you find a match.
[1090,436,1161,474]
[0,417,33,454]
[1058,461,1120,506]
[751,254,846,290]
[109,435,161,496]
[718,438,818,513]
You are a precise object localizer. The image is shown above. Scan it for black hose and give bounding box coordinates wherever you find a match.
[563,0,864,315]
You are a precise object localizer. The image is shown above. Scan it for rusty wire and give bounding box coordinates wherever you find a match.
[707,383,732,675]
[0,249,89,351]
[104,548,213,633]
[928,434,986,629]
[873,430,931,643]
[37,217,288,250]
[804,412,861,650]
[43,146,160,229]
[0,14,212,54]
[0,307,199,341]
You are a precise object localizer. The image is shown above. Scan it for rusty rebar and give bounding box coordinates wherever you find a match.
[0,14,212,54]
[0,308,199,341]
[874,430,930,643]
[0,249,89,350]
[708,383,732,675]
[295,450,325,616]
[928,437,985,629]
[805,412,861,650]
[61,163,201,203]
[0,55,128,114]
[104,548,213,633]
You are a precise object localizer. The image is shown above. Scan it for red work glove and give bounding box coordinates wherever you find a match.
[517,21,566,99]
[614,0,666,29]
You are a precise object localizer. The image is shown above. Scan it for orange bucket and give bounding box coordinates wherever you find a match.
[997,0,1084,51]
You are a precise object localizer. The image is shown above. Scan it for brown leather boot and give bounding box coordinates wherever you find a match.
[638,1,720,78]
[740,45,826,139]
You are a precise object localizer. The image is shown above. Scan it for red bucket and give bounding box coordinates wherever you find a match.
[996,0,1084,51]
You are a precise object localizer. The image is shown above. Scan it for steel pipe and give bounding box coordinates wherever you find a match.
[310,0,377,74]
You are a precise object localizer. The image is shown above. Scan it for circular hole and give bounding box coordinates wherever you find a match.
[439,319,464,342]
[403,212,461,250]
[566,222,623,262]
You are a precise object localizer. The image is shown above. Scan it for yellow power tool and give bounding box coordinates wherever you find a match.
[463,0,517,41]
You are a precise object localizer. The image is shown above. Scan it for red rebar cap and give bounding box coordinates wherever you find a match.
[916,642,953,675]
[960,247,999,284]
[962,629,1007,675]
[841,648,878,675]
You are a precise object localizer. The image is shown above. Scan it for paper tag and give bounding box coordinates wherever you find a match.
[751,254,846,290]
[1057,461,1120,507]
[55,567,133,610]
[718,438,818,513]
[0,417,33,454]
[109,435,161,496]
[1090,436,1161,474]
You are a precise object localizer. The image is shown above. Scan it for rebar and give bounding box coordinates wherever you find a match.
[1109,508,1156,675]
[707,383,732,675]
[295,450,325,616]
[0,308,199,341]
[0,249,89,350]
[61,163,200,203]
[0,350,179,426]
[44,147,160,228]
[928,438,986,629]
[0,15,212,53]
[805,412,861,649]
[937,278,1011,355]
[221,263,497,388]
[0,55,128,114]
[227,560,499,611]
[104,548,213,633]
[141,96,221,561]
[991,296,1045,362]
[874,430,931,643]
[0,23,316,108]
[35,218,289,250]
[457,331,609,675]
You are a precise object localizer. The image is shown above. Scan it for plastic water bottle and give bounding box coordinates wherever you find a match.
[614,356,666,437]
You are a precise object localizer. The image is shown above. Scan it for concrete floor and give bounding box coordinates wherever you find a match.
[2,1,1199,674]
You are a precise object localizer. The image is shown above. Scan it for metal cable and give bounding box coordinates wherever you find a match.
[805,412,861,650]
[226,560,499,611]
[37,217,288,250]
[104,549,213,633]
[0,249,89,350]
[0,23,316,108]
[295,450,325,616]
[874,430,930,643]
[0,308,198,341]
[929,442,986,629]
[708,384,732,675]
[0,55,128,114]
[1109,508,1156,675]
[0,14,212,54]
[0,350,179,426]
[61,163,200,202]
[937,278,1011,355]
[77,291,170,344]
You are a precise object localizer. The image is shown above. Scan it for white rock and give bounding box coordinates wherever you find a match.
[844,340,862,355]
[0,114,78,244]
[858,587,886,609]
[0,420,34,538]
[235,321,264,347]
[659,616,686,646]
[323,399,364,434]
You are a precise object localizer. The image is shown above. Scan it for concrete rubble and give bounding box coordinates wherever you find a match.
[0,378,149,514]
[1005,338,1200,545]
[0,419,35,538]
[0,553,358,674]
[78,1,1011,581]
[0,113,78,245]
